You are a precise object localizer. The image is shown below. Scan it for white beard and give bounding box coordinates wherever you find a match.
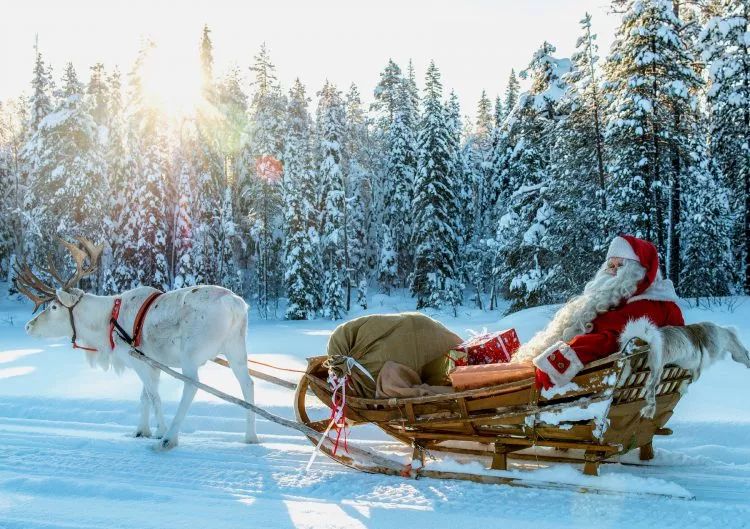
[512,259,646,363]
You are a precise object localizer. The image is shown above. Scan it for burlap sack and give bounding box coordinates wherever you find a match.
[326,312,463,397]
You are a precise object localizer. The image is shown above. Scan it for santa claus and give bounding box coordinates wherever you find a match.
[512,234,684,390]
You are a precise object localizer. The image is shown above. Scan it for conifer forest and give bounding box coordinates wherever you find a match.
[1,0,749,319]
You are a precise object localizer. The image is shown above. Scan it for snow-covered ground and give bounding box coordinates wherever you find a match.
[1,286,750,528]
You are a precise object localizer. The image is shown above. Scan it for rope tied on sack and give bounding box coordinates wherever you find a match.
[324,355,375,455]
[304,355,375,470]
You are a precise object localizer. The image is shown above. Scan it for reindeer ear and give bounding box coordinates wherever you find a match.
[56,288,83,308]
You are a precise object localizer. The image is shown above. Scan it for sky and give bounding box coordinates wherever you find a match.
[1,0,620,121]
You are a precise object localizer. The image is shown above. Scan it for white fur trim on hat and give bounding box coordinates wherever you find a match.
[532,341,584,387]
[606,236,639,262]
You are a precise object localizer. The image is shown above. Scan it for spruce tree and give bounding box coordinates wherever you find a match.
[237,44,286,317]
[172,161,198,289]
[282,79,321,319]
[345,84,370,309]
[495,42,572,311]
[503,69,520,119]
[679,146,734,299]
[87,63,109,127]
[544,13,610,298]
[699,0,750,292]
[24,62,107,286]
[604,0,701,274]
[410,61,462,312]
[317,81,347,319]
[380,76,417,291]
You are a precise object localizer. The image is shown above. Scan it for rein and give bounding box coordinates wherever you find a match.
[67,295,97,352]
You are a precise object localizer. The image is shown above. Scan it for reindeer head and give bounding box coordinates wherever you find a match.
[14,237,103,339]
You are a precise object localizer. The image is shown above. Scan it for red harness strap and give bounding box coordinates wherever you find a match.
[73,341,98,352]
[108,298,122,350]
[132,292,163,347]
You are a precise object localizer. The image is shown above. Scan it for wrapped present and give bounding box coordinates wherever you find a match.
[449,362,535,391]
[453,329,520,365]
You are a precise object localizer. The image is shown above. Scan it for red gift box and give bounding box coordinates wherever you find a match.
[453,329,520,365]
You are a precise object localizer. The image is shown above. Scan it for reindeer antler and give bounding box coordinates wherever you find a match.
[57,236,103,290]
[12,257,56,313]
[13,237,104,312]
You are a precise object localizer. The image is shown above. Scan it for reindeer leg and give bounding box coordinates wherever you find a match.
[133,385,152,438]
[225,338,258,444]
[156,363,199,451]
[146,367,166,438]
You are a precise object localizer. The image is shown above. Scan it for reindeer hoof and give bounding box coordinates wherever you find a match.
[154,437,178,451]
[132,429,152,438]
[244,434,259,444]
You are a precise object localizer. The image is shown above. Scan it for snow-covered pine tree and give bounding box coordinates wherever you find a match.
[410,61,462,312]
[108,43,158,292]
[544,13,610,299]
[134,132,170,291]
[377,224,397,295]
[237,44,286,317]
[24,62,107,287]
[28,43,54,133]
[344,84,371,310]
[199,24,215,102]
[101,68,136,294]
[317,81,348,319]
[282,79,322,319]
[699,0,750,292]
[216,66,248,170]
[379,74,417,292]
[460,91,497,308]
[0,98,27,287]
[495,42,571,311]
[172,161,198,289]
[87,63,110,127]
[503,69,520,119]
[476,90,493,139]
[19,44,54,267]
[216,186,242,292]
[679,140,735,299]
[445,91,468,252]
[604,0,701,277]
[372,59,403,129]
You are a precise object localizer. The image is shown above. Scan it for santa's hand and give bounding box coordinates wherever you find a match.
[535,368,554,390]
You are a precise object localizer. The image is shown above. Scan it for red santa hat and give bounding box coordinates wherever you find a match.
[605,234,659,297]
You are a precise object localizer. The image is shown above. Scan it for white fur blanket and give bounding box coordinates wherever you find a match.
[618,318,750,418]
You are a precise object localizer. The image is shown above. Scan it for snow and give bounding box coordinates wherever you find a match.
[1,286,750,527]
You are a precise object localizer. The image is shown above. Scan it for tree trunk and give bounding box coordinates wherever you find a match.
[668,0,682,287]
[744,7,750,293]
[651,36,666,272]
[668,108,681,288]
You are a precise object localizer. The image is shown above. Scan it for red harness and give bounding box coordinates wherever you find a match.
[74,292,163,352]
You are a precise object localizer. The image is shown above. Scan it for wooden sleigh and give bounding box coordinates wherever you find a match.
[295,340,693,481]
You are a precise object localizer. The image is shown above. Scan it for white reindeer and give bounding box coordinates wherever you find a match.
[15,237,257,450]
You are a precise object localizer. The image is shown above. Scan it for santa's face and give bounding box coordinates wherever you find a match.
[604,257,625,276]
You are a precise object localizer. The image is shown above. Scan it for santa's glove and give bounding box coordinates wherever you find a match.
[535,368,554,391]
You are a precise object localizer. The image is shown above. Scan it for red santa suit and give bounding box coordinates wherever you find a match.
[533,235,684,389]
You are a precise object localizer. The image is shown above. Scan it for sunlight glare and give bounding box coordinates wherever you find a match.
[140,42,205,118]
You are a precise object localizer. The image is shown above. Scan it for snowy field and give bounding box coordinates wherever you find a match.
[1,285,750,528]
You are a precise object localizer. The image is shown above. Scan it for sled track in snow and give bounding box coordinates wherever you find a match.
[1,397,750,529]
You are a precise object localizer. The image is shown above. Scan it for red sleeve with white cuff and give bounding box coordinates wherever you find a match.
[533,299,684,389]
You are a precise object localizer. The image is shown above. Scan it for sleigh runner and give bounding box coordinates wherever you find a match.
[295,339,692,478]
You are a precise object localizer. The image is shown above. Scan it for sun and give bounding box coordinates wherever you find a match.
[139,41,205,119]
